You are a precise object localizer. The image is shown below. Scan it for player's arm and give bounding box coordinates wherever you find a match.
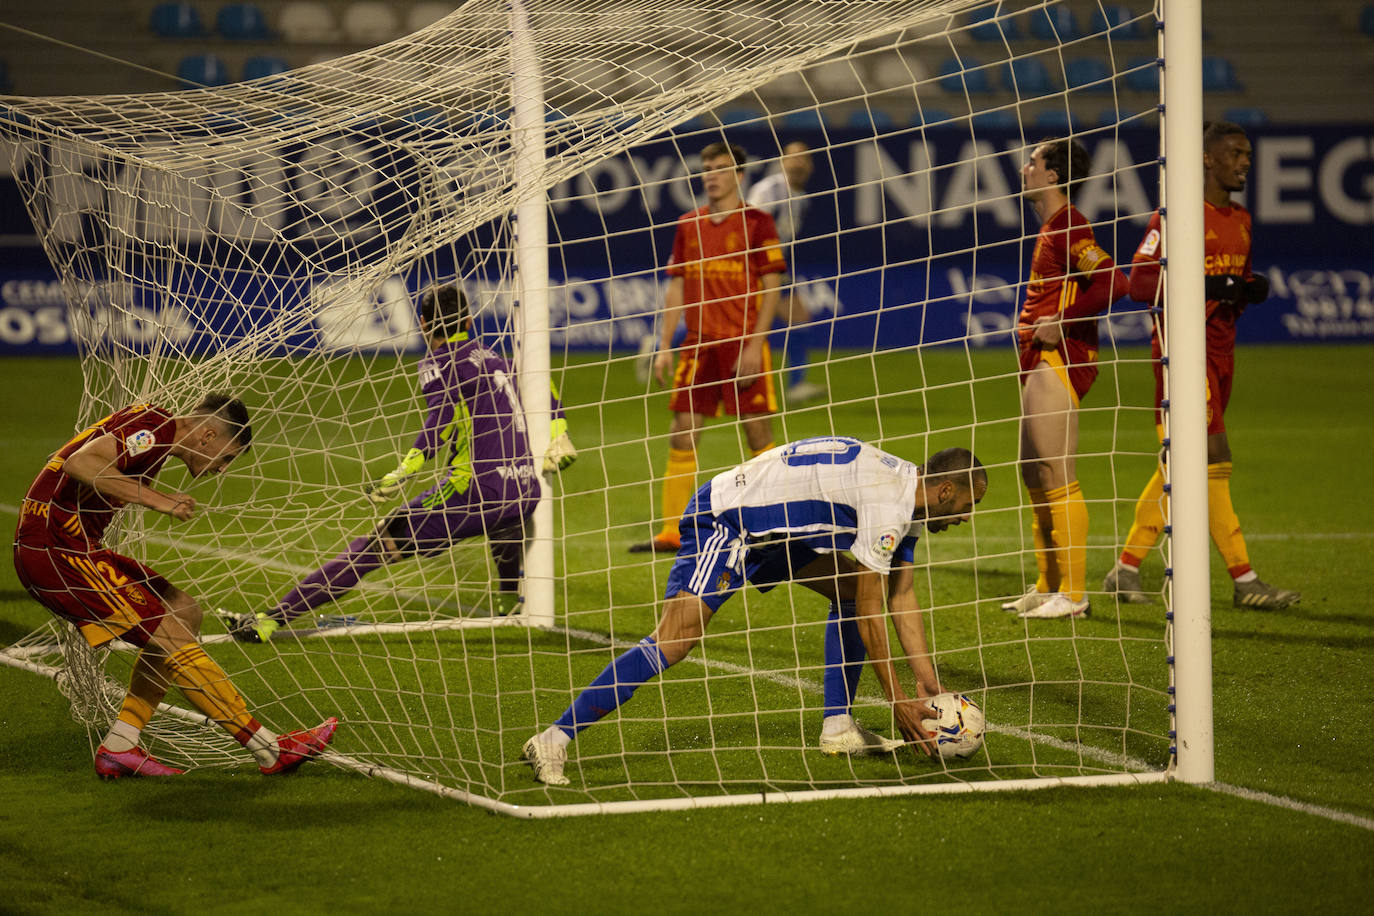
[366,380,452,504]
[63,433,196,520]
[543,381,577,474]
[652,275,686,387]
[1128,216,1164,306]
[886,560,941,698]
[853,568,936,754]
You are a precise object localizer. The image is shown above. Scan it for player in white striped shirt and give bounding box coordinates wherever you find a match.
[523,437,986,785]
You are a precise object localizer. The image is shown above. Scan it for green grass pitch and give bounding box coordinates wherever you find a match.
[1,344,1371,912]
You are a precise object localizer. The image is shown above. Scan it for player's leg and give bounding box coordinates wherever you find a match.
[487,517,530,616]
[1018,359,1089,617]
[1205,428,1299,609]
[151,584,337,773]
[1107,353,1167,602]
[782,292,825,402]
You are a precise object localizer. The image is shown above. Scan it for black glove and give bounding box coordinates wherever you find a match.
[1241,274,1270,304]
[1203,274,1244,303]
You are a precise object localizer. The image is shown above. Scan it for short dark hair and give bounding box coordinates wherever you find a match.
[1203,120,1247,152]
[195,392,251,448]
[1038,136,1092,197]
[420,284,470,339]
[700,141,747,170]
[923,447,987,496]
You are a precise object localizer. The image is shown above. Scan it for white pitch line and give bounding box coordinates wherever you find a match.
[4,503,1368,829]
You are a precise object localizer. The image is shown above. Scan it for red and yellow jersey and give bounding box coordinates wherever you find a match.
[1016,205,1117,354]
[1129,201,1253,358]
[667,204,787,343]
[16,404,176,551]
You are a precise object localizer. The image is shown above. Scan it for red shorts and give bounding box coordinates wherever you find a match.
[1018,339,1099,405]
[12,541,171,648]
[1152,348,1233,435]
[668,339,777,417]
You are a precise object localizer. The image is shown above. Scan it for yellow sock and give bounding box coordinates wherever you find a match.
[1047,481,1088,601]
[1208,462,1251,579]
[1121,466,1166,567]
[750,442,776,458]
[164,644,261,745]
[1027,487,1056,594]
[658,447,698,542]
[116,693,156,731]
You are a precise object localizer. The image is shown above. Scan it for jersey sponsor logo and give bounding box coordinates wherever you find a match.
[875,532,898,555]
[125,429,156,457]
[1138,228,1161,257]
[419,362,441,386]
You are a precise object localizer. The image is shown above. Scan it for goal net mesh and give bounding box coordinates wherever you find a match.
[2,0,1174,811]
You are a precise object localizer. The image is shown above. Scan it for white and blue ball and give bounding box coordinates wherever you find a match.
[922,693,986,759]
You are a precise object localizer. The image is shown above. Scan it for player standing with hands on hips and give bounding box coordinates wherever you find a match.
[13,395,338,778]
[1103,121,1300,610]
[524,437,987,786]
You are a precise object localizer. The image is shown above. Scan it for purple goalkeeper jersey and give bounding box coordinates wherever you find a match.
[410,336,556,509]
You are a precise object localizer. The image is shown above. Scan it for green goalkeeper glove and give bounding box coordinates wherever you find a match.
[365,448,426,504]
[542,417,578,474]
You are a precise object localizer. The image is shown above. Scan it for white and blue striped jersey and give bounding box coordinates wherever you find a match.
[706,437,924,573]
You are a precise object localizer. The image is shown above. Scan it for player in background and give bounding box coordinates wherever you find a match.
[746,140,826,404]
[630,141,787,554]
[1004,138,1129,620]
[523,437,987,785]
[1103,121,1300,610]
[13,395,337,778]
[222,284,576,642]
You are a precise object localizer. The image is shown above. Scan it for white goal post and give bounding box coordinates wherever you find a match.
[0,0,1212,815]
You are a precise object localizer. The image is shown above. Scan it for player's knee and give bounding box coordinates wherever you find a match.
[164,589,203,634]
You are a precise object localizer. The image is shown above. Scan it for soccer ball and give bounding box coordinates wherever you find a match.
[922,693,986,759]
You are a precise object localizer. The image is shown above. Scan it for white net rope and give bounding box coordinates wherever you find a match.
[2,0,1173,809]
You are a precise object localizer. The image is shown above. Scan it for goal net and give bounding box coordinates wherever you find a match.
[1,0,1197,814]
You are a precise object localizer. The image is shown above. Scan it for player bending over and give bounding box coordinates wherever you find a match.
[1103,120,1300,610]
[222,283,576,642]
[13,394,337,779]
[522,437,987,785]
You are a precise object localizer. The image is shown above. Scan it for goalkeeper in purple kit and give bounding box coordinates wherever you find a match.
[222,283,576,642]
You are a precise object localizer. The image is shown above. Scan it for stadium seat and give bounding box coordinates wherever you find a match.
[971,108,1019,130]
[1361,4,1374,36]
[1033,109,1079,133]
[243,55,289,81]
[781,109,826,130]
[718,107,764,126]
[869,51,926,90]
[1092,4,1147,39]
[216,3,273,40]
[912,108,953,126]
[1222,106,1268,127]
[967,6,1020,42]
[149,2,206,38]
[177,54,232,89]
[939,57,992,94]
[1202,56,1242,91]
[1124,56,1160,92]
[1065,57,1112,93]
[1001,57,1055,95]
[1029,6,1081,41]
[407,2,452,33]
[278,1,337,42]
[342,2,401,44]
[847,109,895,130]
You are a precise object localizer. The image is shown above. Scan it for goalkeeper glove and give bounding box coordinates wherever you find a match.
[542,417,578,474]
[1203,274,1245,303]
[1241,274,1270,304]
[365,448,427,504]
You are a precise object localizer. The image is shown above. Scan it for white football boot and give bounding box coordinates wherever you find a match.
[819,719,905,756]
[522,735,570,786]
[1017,593,1091,619]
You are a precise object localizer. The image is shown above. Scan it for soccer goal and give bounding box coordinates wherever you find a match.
[0,0,1213,815]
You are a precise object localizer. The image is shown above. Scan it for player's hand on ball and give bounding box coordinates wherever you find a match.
[365,480,402,505]
[893,696,937,757]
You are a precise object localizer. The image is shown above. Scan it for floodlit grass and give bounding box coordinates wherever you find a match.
[2,344,1372,911]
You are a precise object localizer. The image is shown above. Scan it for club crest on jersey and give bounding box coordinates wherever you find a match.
[1138,228,1160,257]
[125,429,156,456]
[875,532,898,555]
[716,571,732,593]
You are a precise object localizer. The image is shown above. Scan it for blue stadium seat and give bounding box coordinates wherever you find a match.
[911,108,953,127]
[971,109,1019,130]
[1124,56,1160,92]
[1202,56,1242,91]
[1092,5,1147,39]
[718,107,764,126]
[847,109,895,130]
[1033,109,1080,133]
[939,57,992,94]
[967,5,1020,42]
[1361,4,1374,36]
[217,3,273,41]
[781,109,826,130]
[1029,6,1081,41]
[1002,57,1055,95]
[150,2,205,38]
[1065,57,1112,93]
[243,55,289,81]
[177,54,231,88]
[1222,106,1268,127]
